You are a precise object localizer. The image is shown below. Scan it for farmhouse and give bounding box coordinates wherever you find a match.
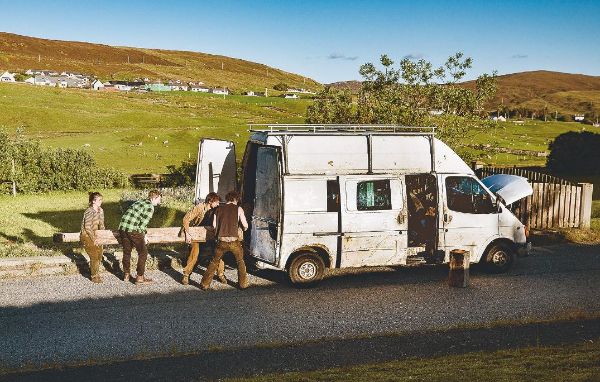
[109,80,145,91]
[211,88,229,95]
[574,114,585,122]
[169,84,189,91]
[282,93,298,99]
[191,85,210,92]
[0,71,16,82]
[25,76,52,86]
[145,83,172,92]
[91,79,104,90]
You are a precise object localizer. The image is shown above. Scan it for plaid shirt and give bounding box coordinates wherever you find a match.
[118,199,155,233]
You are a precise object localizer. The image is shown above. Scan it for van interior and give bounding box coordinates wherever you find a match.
[406,174,439,259]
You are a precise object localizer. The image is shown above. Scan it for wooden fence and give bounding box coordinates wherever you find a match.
[129,174,173,188]
[475,166,593,229]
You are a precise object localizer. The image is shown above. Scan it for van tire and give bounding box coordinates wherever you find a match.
[287,252,325,287]
[484,243,515,273]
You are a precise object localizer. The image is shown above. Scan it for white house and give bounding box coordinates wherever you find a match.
[243,91,256,96]
[25,76,52,86]
[169,84,189,91]
[91,79,104,90]
[211,88,229,95]
[0,71,16,83]
[574,114,585,122]
[191,85,210,93]
[283,93,298,99]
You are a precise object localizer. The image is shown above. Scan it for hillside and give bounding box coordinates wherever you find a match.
[0,32,321,92]
[463,71,600,118]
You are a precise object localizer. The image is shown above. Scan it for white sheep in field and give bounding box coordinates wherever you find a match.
[163,140,169,145]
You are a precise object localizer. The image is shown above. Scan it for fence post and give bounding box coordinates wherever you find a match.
[578,183,594,229]
[11,158,16,197]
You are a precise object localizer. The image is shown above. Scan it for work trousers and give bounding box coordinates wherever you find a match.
[182,242,224,278]
[119,230,148,277]
[80,233,103,278]
[201,241,247,288]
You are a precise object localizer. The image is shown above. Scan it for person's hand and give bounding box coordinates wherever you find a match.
[144,235,149,245]
[185,235,192,244]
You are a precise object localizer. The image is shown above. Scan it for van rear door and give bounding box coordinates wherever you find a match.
[194,139,237,201]
[249,146,283,265]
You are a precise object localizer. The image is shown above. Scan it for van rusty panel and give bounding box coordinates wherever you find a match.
[341,234,403,267]
[280,234,337,269]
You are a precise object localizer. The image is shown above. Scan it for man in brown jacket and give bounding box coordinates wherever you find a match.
[181,192,225,285]
[200,190,249,290]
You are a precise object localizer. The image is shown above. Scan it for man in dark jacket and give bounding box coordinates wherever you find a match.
[200,190,248,290]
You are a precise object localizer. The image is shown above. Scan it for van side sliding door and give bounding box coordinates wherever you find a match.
[249,146,283,264]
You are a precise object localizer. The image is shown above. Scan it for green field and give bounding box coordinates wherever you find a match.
[227,341,600,382]
[0,83,310,173]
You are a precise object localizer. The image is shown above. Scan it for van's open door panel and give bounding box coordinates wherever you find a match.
[195,139,237,201]
[250,146,282,264]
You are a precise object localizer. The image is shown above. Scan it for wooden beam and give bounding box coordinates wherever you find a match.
[53,227,214,245]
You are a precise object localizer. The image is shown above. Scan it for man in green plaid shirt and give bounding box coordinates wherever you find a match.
[119,189,162,284]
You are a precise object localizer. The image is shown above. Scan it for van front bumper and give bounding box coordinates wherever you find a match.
[516,242,532,257]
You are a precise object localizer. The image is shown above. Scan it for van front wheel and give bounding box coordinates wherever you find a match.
[287,253,325,287]
[484,243,515,273]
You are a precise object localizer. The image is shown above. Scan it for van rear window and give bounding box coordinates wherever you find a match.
[357,180,392,211]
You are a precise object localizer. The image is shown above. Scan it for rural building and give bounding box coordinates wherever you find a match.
[191,85,210,92]
[211,88,229,95]
[0,71,16,82]
[91,79,104,90]
[574,114,585,122]
[169,84,189,91]
[243,91,256,96]
[282,93,298,99]
[145,83,172,92]
[109,80,145,91]
[25,76,52,86]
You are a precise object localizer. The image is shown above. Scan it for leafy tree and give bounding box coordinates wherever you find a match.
[273,82,289,91]
[306,87,354,124]
[547,131,600,175]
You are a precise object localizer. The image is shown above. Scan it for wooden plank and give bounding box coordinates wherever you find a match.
[574,186,581,227]
[53,227,215,245]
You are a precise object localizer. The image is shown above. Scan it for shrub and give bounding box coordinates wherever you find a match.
[0,130,129,194]
[547,131,600,175]
[273,82,288,91]
[163,159,196,187]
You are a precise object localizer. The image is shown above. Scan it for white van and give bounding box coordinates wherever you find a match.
[195,125,532,285]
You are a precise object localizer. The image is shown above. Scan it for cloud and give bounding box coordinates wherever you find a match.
[403,53,424,60]
[327,53,359,61]
[511,54,528,59]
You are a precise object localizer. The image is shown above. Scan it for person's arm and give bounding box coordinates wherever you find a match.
[182,205,204,237]
[136,203,154,234]
[238,207,248,231]
[98,208,105,230]
[82,208,96,241]
[212,213,217,230]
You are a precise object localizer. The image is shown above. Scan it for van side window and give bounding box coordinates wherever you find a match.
[446,176,495,214]
[327,180,340,212]
[357,180,392,211]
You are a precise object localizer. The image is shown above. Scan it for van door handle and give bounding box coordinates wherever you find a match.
[444,213,452,223]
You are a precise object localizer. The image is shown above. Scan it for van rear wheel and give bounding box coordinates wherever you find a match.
[484,243,515,273]
[287,252,325,287]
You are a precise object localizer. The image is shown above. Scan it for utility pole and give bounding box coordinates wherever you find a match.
[127,55,130,64]
[221,62,224,70]
[11,159,16,197]
[38,54,41,63]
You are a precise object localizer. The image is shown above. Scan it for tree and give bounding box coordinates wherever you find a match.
[306,52,497,126]
[547,131,600,175]
[273,82,288,91]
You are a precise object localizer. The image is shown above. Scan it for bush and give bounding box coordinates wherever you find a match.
[163,159,196,187]
[0,130,129,194]
[547,131,600,175]
[273,82,288,91]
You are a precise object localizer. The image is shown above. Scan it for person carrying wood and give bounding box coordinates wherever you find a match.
[80,192,105,283]
[180,192,225,285]
[118,189,162,284]
[200,190,249,290]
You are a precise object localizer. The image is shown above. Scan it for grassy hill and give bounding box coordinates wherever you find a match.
[463,70,600,119]
[0,83,311,173]
[0,32,321,92]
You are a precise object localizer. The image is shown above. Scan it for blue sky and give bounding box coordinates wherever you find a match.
[1,0,598,83]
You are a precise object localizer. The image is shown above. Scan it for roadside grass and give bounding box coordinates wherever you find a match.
[0,189,190,257]
[226,341,600,382]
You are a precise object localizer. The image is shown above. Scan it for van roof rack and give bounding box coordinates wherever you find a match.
[248,124,435,136]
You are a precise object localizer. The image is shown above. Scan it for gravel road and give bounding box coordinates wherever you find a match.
[1,244,599,373]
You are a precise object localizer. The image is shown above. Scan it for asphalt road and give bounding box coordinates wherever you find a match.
[1,244,599,375]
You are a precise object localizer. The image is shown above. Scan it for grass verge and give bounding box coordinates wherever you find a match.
[226,341,600,382]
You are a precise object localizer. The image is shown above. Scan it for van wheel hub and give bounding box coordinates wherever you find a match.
[492,250,508,266]
[298,262,317,279]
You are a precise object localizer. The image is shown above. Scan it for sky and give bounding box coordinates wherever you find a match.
[0,0,599,83]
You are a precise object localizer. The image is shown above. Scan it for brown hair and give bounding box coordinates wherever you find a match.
[225,190,240,203]
[205,192,221,204]
[88,192,102,206]
[148,189,162,199]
